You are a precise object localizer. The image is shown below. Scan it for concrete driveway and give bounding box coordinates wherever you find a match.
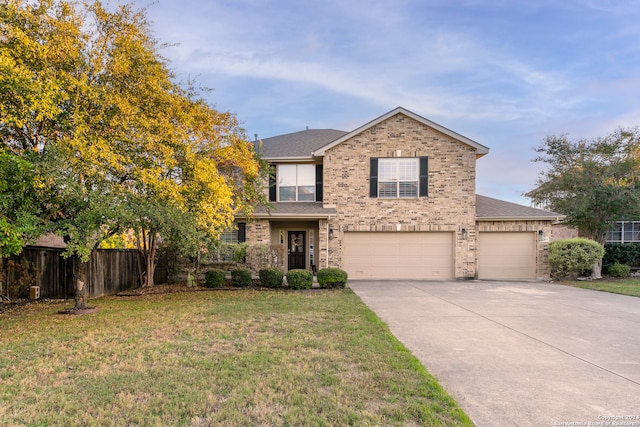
[349,280,640,427]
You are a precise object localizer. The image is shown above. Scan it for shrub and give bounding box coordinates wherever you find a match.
[231,268,252,287]
[286,269,313,290]
[603,243,640,271]
[259,267,284,288]
[2,258,41,300]
[317,267,348,289]
[232,242,249,263]
[608,262,630,278]
[204,269,226,288]
[247,244,284,270]
[548,238,605,280]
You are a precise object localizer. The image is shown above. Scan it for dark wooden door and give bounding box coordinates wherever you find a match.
[288,231,306,270]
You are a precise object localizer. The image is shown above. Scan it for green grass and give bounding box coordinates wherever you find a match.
[561,277,640,297]
[0,289,472,426]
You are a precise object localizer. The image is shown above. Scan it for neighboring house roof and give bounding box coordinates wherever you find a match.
[31,234,67,249]
[313,107,490,158]
[476,194,564,221]
[248,202,336,219]
[255,129,348,160]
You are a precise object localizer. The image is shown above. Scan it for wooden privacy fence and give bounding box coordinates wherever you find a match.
[2,247,142,300]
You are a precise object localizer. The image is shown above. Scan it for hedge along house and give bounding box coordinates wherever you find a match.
[237,107,562,280]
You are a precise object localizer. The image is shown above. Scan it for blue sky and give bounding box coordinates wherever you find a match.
[131,0,640,205]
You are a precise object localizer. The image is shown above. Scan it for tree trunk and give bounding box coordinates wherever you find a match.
[591,258,603,280]
[144,236,156,288]
[73,257,89,310]
[590,233,606,280]
[135,230,146,288]
[138,229,157,288]
[193,250,201,288]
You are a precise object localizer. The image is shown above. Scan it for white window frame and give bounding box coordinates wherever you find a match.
[607,221,640,243]
[277,164,315,202]
[378,158,419,198]
[215,228,239,261]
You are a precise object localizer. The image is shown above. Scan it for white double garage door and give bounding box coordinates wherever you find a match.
[343,231,536,280]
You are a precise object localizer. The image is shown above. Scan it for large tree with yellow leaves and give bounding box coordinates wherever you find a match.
[1,0,265,308]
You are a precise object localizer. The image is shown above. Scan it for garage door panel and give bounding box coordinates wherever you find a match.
[343,232,453,280]
[478,232,535,280]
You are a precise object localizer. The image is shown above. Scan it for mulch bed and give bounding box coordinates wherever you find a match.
[2,281,332,315]
[116,283,236,296]
[115,280,268,296]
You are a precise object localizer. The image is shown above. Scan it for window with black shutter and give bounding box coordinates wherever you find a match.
[369,156,428,198]
[315,164,323,201]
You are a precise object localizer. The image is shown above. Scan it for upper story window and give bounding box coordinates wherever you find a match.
[607,221,640,243]
[277,164,315,201]
[378,158,419,198]
[370,156,428,198]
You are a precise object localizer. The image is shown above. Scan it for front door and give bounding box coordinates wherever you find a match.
[288,231,306,270]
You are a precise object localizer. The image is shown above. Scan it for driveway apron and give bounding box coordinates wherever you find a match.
[349,280,640,427]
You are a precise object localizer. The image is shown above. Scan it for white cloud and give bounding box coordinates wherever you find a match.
[131,0,640,204]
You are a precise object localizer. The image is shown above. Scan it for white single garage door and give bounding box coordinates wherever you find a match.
[478,232,536,280]
[343,232,454,280]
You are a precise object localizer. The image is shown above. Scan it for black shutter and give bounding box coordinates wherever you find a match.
[419,156,429,197]
[237,222,246,243]
[315,164,323,201]
[369,157,378,198]
[268,165,276,202]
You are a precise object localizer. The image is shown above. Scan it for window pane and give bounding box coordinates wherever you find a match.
[278,164,296,187]
[279,186,296,201]
[297,164,315,186]
[631,222,640,242]
[624,225,634,242]
[378,158,419,198]
[397,159,418,180]
[399,181,418,198]
[378,159,397,181]
[608,223,623,242]
[379,181,397,198]
[298,185,315,201]
[220,228,238,243]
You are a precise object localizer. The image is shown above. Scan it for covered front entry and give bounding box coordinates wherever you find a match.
[342,232,454,280]
[478,232,536,280]
[267,220,322,272]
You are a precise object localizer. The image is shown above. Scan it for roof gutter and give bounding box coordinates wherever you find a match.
[236,212,335,220]
[260,156,317,163]
[476,216,565,222]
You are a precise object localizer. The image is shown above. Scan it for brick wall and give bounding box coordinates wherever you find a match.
[322,113,478,279]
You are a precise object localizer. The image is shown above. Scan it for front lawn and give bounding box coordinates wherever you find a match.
[561,278,640,297]
[0,289,471,426]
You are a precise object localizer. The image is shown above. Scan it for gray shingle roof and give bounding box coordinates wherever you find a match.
[254,129,348,159]
[476,194,563,220]
[252,202,336,218]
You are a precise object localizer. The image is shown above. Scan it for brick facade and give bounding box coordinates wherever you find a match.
[323,113,477,279]
[242,108,556,281]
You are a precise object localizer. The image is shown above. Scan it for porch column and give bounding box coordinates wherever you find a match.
[245,219,271,274]
[318,219,329,269]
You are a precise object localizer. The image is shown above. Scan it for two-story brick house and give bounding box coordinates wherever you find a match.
[237,107,561,281]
